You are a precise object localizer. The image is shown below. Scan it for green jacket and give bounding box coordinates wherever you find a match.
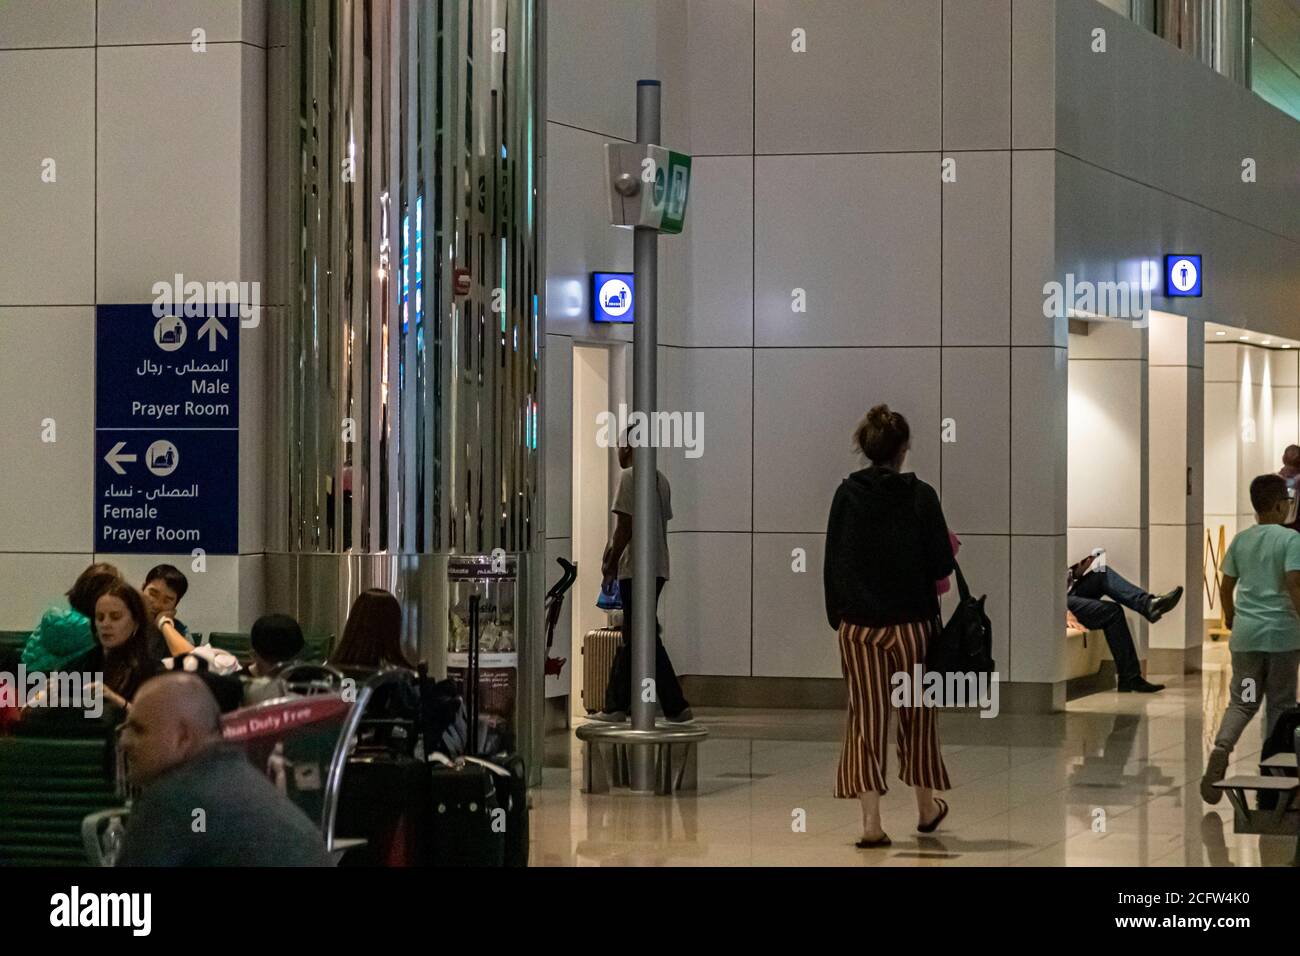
[21,608,97,673]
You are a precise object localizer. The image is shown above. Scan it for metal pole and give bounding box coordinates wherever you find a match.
[630,79,661,793]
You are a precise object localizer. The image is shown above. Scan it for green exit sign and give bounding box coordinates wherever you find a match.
[606,143,692,234]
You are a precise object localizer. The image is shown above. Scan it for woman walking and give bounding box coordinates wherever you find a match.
[824,404,954,847]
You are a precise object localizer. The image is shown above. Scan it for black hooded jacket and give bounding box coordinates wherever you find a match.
[823,466,955,629]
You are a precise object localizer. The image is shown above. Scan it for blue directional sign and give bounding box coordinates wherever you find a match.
[1165,254,1202,297]
[95,304,239,555]
[591,271,634,324]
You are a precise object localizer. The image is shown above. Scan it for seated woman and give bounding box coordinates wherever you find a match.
[21,562,122,677]
[78,582,166,711]
[328,588,419,751]
[329,588,415,672]
[20,582,163,729]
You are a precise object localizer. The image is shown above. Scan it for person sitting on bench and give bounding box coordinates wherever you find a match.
[1066,550,1182,694]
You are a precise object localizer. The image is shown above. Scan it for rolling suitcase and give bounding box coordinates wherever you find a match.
[335,750,431,866]
[427,753,505,866]
[425,594,522,866]
[582,626,623,713]
[465,752,528,867]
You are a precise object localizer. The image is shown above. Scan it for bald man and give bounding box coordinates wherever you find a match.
[117,673,332,866]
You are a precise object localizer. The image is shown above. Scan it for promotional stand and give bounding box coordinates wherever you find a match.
[447,554,519,756]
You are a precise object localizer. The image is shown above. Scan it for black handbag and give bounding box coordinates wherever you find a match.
[926,561,994,679]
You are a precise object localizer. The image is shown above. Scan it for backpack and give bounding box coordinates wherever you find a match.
[417,664,471,758]
[925,561,995,697]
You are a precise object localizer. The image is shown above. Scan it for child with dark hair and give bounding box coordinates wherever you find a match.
[250,614,306,675]
[242,614,309,707]
[1201,473,1300,803]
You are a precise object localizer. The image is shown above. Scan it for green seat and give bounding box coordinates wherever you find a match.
[206,631,333,668]
[0,736,118,866]
[0,630,30,657]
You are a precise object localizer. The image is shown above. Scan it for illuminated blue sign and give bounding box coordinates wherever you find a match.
[96,304,239,554]
[1165,254,1202,297]
[591,272,634,324]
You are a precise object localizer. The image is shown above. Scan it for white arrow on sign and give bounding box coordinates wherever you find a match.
[197,316,229,352]
[104,441,137,475]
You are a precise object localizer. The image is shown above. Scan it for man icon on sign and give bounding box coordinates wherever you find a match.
[1166,255,1201,296]
[154,316,187,352]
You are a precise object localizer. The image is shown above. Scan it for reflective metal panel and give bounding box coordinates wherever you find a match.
[1154,0,1251,85]
[265,0,542,773]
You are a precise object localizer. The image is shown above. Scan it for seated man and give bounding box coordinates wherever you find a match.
[142,564,192,660]
[1066,551,1182,693]
[242,614,308,706]
[117,673,333,866]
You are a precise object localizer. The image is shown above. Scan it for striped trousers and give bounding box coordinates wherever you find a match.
[835,619,951,798]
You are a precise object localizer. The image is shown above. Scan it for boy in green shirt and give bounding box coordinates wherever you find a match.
[1201,474,1300,803]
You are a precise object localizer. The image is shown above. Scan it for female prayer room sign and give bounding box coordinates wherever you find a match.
[95,303,240,555]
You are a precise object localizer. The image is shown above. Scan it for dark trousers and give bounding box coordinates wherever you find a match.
[1067,567,1152,681]
[604,577,690,718]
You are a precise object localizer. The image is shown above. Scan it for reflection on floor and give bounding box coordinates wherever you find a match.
[530,641,1297,866]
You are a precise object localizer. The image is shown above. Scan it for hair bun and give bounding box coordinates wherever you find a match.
[867,404,893,426]
[853,404,910,464]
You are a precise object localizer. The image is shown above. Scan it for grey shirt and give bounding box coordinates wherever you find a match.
[613,468,672,581]
[118,743,333,867]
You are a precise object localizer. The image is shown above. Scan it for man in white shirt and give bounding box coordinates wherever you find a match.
[591,436,692,722]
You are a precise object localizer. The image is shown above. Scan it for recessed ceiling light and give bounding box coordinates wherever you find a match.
[1215,330,1226,336]
[1240,335,1249,340]
[1264,340,1272,345]
[1284,345,1292,350]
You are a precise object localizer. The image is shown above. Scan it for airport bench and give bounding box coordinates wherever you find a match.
[0,630,29,658]
[1213,775,1299,836]
[1261,752,1298,771]
[1065,626,1104,680]
[0,735,118,866]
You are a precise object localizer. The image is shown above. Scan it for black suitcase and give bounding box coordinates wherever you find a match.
[494,753,529,867]
[427,753,505,866]
[423,594,527,867]
[465,753,528,867]
[335,751,431,866]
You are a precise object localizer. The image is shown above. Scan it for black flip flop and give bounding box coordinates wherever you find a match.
[855,834,891,848]
[917,798,949,834]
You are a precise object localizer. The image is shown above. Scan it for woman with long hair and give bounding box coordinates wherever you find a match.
[22,581,161,721]
[328,589,419,757]
[20,562,123,675]
[83,581,163,709]
[330,588,414,669]
[824,404,955,847]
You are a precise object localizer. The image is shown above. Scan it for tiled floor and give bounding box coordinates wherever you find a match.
[529,641,1298,866]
